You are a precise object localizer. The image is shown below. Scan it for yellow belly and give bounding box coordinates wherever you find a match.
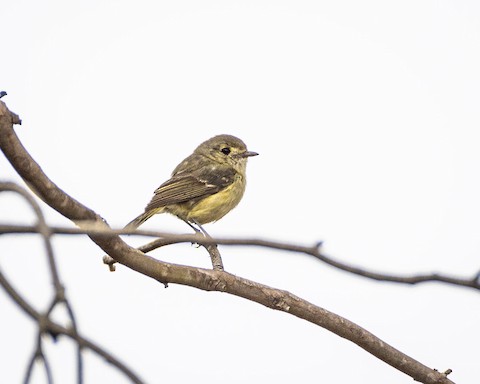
[183,174,246,224]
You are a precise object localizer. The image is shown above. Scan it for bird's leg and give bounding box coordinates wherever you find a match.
[181,219,204,249]
[195,222,211,238]
[184,220,211,239]
[191,220,224,271]
[183,219,202,235]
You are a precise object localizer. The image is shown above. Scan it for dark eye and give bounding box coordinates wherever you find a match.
[221,147,231,155]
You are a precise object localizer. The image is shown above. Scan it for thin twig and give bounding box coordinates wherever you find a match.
[1,223,478,291]
[64,300,84,384]
[135,235,480,291]
[1,182,84,383]
[0,181,140,384]
[23,332,54,384]
[0,270,145,384]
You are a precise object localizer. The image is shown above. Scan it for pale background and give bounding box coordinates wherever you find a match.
[1,1,479,383]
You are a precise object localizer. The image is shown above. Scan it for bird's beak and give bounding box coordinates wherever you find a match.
[241,151,259,158]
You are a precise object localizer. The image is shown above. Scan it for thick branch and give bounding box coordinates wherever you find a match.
[0,101,454,384]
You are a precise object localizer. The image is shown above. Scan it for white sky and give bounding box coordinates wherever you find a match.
[1,1,479,383]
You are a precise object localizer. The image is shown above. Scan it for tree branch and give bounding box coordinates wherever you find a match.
[0,270,144,384]
[0,181,144,384]
[0,181,84,383]
[0,100,455,384]
[1,224,477,291]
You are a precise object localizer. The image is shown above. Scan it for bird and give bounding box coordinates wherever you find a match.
[125,134,258,235]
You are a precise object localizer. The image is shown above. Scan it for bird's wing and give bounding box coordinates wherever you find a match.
[144,164,237,211]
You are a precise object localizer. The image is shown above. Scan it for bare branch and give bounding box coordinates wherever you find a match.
[23,331,54,384]
[0,100,455,384]
[122,232,480,291]
[1,224,478,291]
[0,181,142,384]
[0,181,85,383]
[0,270,145,384]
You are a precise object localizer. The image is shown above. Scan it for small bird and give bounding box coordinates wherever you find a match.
[125,134,258,234]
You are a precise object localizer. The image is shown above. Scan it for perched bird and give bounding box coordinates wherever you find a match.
[125,134,258,234]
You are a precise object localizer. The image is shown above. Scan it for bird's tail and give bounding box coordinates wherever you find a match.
[124,208,163,231]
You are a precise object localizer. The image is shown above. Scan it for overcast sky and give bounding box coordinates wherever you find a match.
[1,1,479,383]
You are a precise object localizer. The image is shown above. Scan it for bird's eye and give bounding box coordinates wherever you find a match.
[221,147,231,155]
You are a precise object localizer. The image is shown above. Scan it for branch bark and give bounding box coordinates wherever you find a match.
[0,100,455,384]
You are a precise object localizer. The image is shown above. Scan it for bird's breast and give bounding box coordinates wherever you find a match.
[186,174,246,224]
